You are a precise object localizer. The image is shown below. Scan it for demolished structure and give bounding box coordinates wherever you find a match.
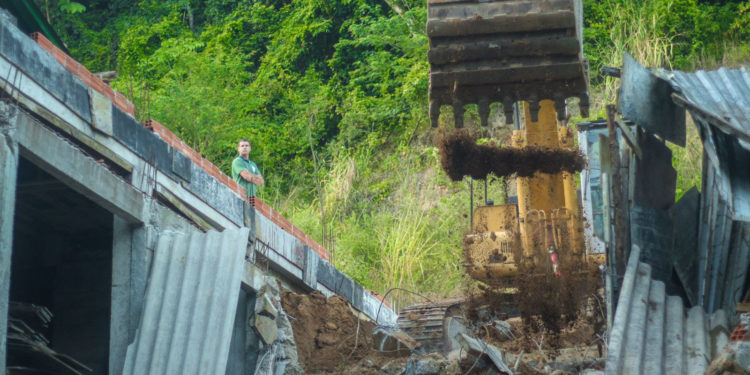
[578,54,750,374]
[0,9,396,375]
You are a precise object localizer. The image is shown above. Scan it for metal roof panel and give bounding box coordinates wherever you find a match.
[122,227,249,375]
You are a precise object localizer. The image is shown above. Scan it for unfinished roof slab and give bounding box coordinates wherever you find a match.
[16,109,145,223]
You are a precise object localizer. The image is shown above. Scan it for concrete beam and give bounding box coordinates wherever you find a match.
[154,179,238,231]
[0,102,19,375]
[110,216,132,375]
[15,110,145,223]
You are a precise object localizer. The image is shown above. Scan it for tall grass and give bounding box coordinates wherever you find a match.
[284,146,467,310]
[670,114,703,199]
[376,199,440,310]
[590,0,675,113]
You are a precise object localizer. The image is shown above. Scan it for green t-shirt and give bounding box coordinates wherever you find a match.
[231,156,262,197]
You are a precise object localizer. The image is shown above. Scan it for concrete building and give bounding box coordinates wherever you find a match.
[0,9,395,375]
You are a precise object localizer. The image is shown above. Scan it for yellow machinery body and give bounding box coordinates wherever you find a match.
[463,101,588,285]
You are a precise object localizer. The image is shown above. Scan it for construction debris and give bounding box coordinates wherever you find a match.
[456,332,514,374]
[373,327,417,357]
[6,302,92,375]
[252,279,304,375]
[706,313,750,375]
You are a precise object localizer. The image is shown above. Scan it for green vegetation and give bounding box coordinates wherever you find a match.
[42,0,749,307]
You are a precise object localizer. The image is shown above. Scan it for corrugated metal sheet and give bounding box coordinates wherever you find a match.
[606,245,729,375]
[577,120,607,254]
[687,112,750,313]
[662,67,750,144]
[122,227,250,375]
[619,53,686,146]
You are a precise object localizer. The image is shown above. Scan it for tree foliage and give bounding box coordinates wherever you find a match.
[43,0,750,297]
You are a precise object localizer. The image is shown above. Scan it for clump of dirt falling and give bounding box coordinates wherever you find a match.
[436,128,586,181]
[514,259,603,350]
[281,290,378,373]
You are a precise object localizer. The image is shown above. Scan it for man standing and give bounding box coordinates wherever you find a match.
[232,139,264,197]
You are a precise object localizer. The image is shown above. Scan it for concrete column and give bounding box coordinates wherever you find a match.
[110,216,133,375]
[0,102,19,375]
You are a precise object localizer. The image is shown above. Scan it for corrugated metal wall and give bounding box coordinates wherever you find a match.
[122,227,249,375]
[605,245,729,375]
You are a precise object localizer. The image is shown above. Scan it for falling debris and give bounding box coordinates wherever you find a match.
[437,129,586,181]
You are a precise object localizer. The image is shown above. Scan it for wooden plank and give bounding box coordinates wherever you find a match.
[607,105,628,280]
[616,120,643,159]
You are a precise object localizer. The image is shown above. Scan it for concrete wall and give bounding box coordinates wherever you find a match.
[0,99,19,373]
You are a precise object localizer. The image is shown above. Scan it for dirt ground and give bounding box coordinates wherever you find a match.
[436,128,586,181]
[282,287,605,374]
[281,290,394,374]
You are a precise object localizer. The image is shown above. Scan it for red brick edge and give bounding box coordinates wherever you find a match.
[248,196,330,261]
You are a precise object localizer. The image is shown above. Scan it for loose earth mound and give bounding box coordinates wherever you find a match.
[281,290,378,373]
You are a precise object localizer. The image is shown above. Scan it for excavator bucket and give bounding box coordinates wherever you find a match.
[427,0,589,127]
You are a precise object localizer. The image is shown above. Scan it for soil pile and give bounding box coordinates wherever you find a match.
[437,129,586,181]
[281,290,378,373]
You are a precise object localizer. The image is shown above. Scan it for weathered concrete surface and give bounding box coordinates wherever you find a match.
[225,290,253,375]
[15,109,145,223]
[110,216,133,375]
[0,100,18,374]
[0,12,92,123]
[90,87,113,136]
[255,315,279,345]
[253,278,303,375]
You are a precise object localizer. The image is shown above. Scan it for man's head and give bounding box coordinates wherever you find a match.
[237,139,251,158]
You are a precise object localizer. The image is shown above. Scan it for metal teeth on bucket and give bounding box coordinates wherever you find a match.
[427,0,590,127]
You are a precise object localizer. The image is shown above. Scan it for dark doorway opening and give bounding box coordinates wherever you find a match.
[9,156,113,374]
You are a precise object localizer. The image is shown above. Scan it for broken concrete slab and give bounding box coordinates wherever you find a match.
[443,315,469,352]
[256,293,279,319]
[254,315,278,346]
[275,310,303,375]
[489,320,516,342]
[373,327,417,357]
[456,333,513,374]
